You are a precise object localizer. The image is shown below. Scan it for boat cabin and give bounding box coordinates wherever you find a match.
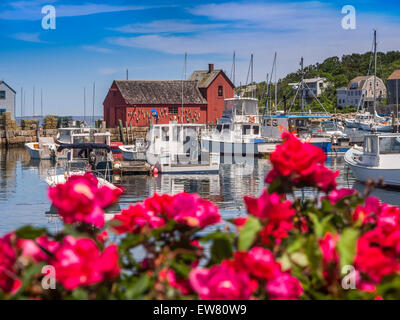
[361,134,400,167]
[57,128,111,145]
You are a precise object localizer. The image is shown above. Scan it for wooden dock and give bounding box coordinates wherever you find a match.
[115,160,152,175]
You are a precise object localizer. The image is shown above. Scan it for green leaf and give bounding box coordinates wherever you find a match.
[210,235,233,264]
[15,226,46,239]
[238,216,261,251]
[125,275,151,300]
[70,288,89,300]
[337,228,360,270]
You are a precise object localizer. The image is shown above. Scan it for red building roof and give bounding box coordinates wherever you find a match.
[114,80,207,105]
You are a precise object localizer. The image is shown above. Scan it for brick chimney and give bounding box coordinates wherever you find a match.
[208,64,214,73]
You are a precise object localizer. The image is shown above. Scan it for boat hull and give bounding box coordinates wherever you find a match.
[25,143,42,159]
[345,149,400,187]
[201,139,260,156]
[119,146,146,161]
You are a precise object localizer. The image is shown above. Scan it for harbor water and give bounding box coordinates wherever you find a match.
[0,146,399,236]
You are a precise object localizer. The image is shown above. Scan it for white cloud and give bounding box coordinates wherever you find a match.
[11,32,44,43]
[0,1,158,20]
[82,45,113,53]
[112,19,226,34]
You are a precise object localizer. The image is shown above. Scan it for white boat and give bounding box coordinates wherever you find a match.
[45,143,117,188]
[146,122,220,174]
[201,97,265,156]
[56,127,111,146]
[344,133,400,187]
[25,137,68,160]
[119,138,147,161]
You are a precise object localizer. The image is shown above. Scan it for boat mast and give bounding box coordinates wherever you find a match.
[231,51,236,90]
[274,52,278,111]
[300,57,304,114]
[181,52,187,124]
[373,29,377,121]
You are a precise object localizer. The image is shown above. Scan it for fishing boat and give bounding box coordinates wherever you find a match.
[56,127,111,145]
[25,137,68,160]
[45,143,117,188]
[345,112,374,129]
[119,138,147,161]
[344,133,400,187]
[201,97,265,156]
[146,122,220,174]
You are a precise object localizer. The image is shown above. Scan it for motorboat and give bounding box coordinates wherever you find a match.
[119,138,147,161]
[45,143,117,189]
[201,97,265,156]
[25,137,68,160]
[146,122,220,174]
[344,133,400,187]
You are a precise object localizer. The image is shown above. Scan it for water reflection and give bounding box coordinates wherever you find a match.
[1,147,400,236]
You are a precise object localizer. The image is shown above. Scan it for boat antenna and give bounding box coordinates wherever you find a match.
[230,51,236,89]
[84,87,86,123]
[181,52,187,124]
[245,54,254,98]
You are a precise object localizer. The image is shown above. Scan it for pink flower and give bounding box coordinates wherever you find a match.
[189,264,252,300]
[159,268,192,295]
[51,236,120,290]
[166,192,221,228]
[324,189,355,205]
[112,203,166,234]
[353,197,381,225]
[266,272,303,300]
[48,173,123,228]
[319,233,339,266]
[18,235,59,263]
[0,233,18,294]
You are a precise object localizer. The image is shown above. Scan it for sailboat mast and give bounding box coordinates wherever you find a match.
[300,57,304,114]
[274,52,277,110]
[181,53,187,124]
[373,29,377,120]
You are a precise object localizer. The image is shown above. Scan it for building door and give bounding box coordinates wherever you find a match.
[115,107,125,126]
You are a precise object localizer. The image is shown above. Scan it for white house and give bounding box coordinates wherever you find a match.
[289,77,329,100]
[337,76,387,109]
[0,81,16,119]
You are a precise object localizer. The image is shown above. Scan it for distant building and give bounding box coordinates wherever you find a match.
[336,76,387,109]
[289,77,329,102]
[387,70,400,105]
[0,81,16,119]
[103,64,234,127]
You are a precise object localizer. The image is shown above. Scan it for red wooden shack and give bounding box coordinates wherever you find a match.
[103,64,234,127]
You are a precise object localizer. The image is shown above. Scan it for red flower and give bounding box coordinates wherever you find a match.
[189,264,252,300]
[266,272,303,300]
[268,132,326,178]
[355,230,399,283]
[245,247,281,280]
[244,190,295,222]
[112,203,166,234]
[353,197,381,225]
[0,233,18,294]
[48,173,123,228]
[265,133,338,192]
[51,236,120,290]
[158,268,192,295]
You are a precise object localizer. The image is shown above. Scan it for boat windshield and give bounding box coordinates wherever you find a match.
[223,99,258,117]
[379,137,400,154]
[364,136,378,154]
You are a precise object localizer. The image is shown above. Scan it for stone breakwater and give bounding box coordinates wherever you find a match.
[0,127,149,147]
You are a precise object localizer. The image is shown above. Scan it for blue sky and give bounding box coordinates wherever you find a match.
[1,0,400,116]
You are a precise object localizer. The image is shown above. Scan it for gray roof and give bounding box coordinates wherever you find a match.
[0,81,16,94]
[189,69,234,89]
[114,80,207,105]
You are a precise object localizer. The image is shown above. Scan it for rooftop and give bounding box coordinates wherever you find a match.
[388,70,400,80]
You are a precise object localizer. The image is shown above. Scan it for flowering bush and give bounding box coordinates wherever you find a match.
[2,132,400,299]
